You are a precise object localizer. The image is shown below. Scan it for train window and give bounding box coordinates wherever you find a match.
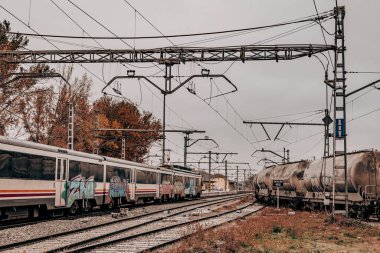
[0,149,56,180]
[124,168,131,181]
[135,170,157,184]
[149,171,157,184]
[62,159,67,180]
[0,153,12,177]
[90,164,104,182]
[57,159,61,179]
[106,166,131,182]
[29,158,42,179]
[184,177,191,187]
[174,175,183,183]
[80,162,91,178]
[69,161,80,179]
[42,158,55,180]
[161,173,172,183]
[120,169,126,178]
[12,156,29,178]
[135,170,146,184]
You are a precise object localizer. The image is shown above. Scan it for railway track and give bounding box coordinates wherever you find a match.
[70,202,264,252]
[0,191,243,231]
[0,193,251,252]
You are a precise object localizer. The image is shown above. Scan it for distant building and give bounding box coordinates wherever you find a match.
[210,174,234,191]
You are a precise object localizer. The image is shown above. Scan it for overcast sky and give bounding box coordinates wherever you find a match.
[1,0,380,179]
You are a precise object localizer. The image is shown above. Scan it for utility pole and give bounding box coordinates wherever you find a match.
[121,134,126,160]
[184,133,189,167]
[67,94,74,150]
[186,151,238,192]
[286,149,290,163]
[93,111,100,154]
[208,150,212,192]
[224,160,228,191]
[236,166,239,191]
[101,71,235,165]
[335,5,348,217]
[94,128,203,163]
[243,169,246,191]
[162,64,172,164]
[184,134,216,167]
[325,6,347,217]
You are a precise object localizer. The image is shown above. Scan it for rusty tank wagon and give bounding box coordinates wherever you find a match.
[253,150,380,218]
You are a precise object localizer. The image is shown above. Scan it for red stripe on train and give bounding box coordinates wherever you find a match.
[0,193,55,198]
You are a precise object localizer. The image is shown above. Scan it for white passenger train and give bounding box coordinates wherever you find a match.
[0,136,202,220]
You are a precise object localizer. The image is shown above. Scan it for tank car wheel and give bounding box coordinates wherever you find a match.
[68,201,80,215]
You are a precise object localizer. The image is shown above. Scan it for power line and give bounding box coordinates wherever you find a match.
[250,109,323,121]
[312,0,334,67]
[6,10,333,41]
[347,71,380,74]
[53,0,194,133]
[121,0,176,47]
[0,5,108,91]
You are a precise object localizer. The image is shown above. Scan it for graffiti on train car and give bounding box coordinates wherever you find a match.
[185,179,196,195]
[62,175,96,206]
[160,181,172,195]
[109,176,127,198]
[173,181,185,195]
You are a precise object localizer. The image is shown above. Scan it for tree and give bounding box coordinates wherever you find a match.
[18,65,93,151]
[1,20,162,161]
[0,20,51,136]
[93,96,162,161]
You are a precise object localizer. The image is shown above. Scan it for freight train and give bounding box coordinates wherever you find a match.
[0,136,202,221]
[253,150,380,218]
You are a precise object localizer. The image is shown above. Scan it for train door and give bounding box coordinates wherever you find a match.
[55,158,68,207]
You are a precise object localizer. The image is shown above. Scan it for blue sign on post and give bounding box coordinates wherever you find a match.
[336,118,345,138]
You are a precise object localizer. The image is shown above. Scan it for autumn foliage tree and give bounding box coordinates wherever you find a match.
[93,96,162,161]
[0,20,51,136]
[0,20,162,161]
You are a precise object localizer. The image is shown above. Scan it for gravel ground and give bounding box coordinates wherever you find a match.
[0,195,246,246]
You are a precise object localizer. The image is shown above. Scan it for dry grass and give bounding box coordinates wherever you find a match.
[213,195,254,213]
[158,207,380,253]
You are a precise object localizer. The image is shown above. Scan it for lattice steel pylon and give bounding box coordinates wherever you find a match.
[121,136,126,160]
[67,101,74,150]
[332,6,348,216]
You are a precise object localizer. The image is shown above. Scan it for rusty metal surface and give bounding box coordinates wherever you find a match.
[269,161,309,192]
[303,151,380,195]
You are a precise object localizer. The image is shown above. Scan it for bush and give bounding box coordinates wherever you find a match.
[272,225,283,234]
[286,228,297,239]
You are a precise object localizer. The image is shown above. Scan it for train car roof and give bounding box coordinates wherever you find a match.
[0,135,157,170]
[0,135,203,176]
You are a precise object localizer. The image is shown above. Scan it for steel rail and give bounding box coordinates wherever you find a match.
[0,194,249,252]
[68,202,264,253]
[46,195,250,253]
[146,204,265,252]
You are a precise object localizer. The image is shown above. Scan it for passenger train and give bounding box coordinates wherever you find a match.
[0,136,202,221]
[253,150,380,218]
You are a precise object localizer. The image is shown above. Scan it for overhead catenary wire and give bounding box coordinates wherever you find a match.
[52,0,195,135]
[346,71,380,74]
[312,0,334,68]
[0,4,109,94]
[7,10,334,40]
